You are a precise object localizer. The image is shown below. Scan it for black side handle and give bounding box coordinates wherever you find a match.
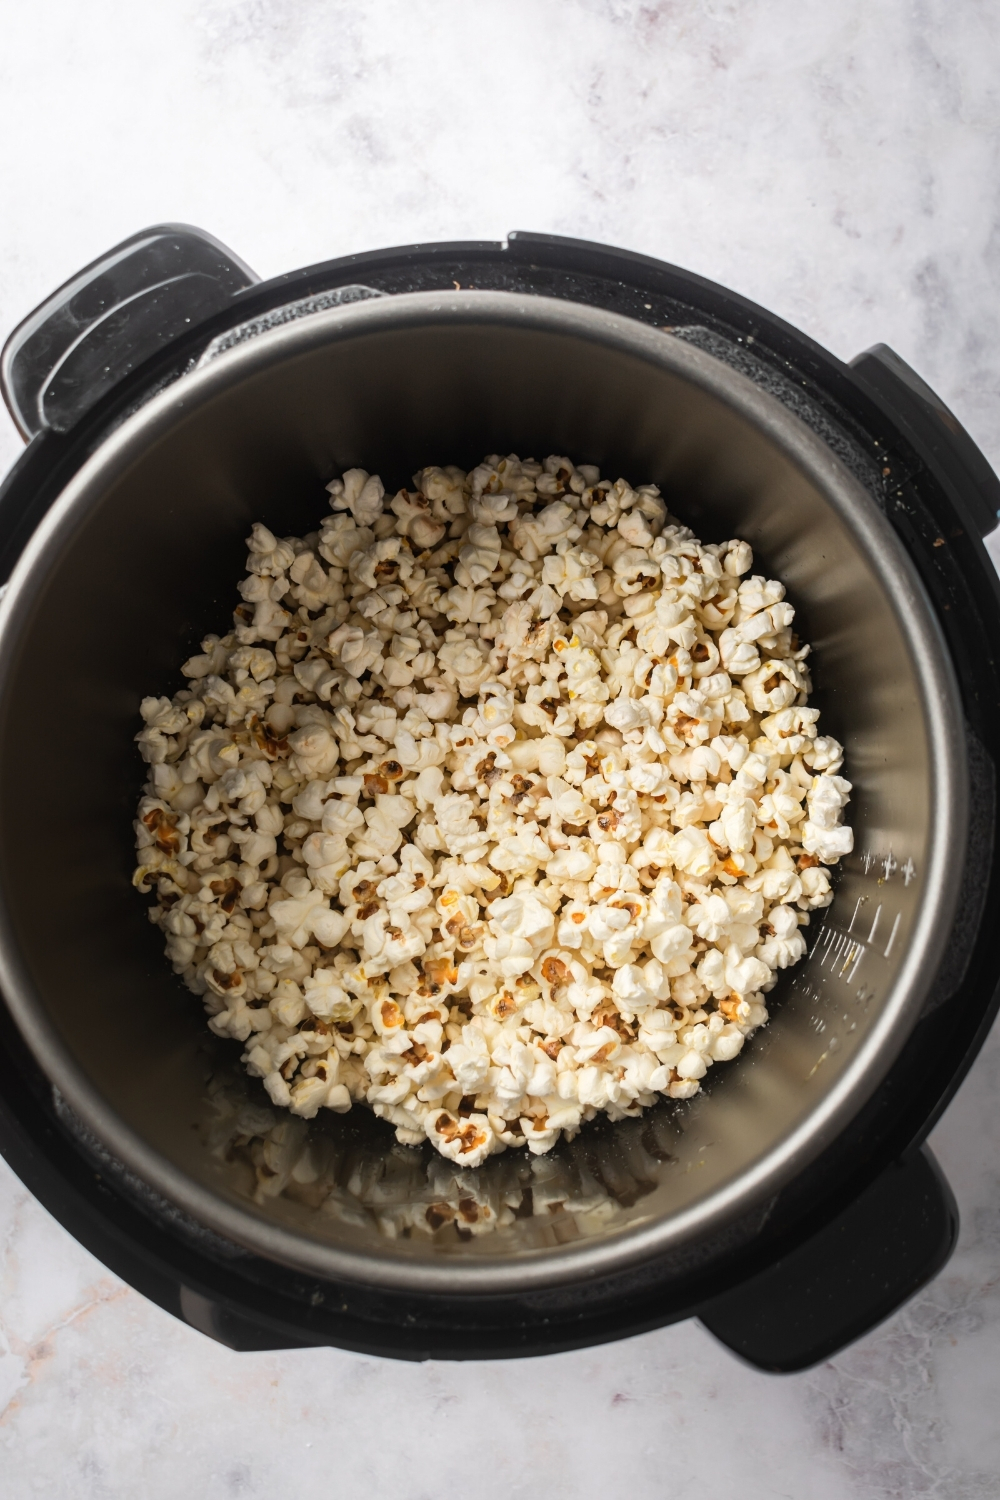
[0,223,259,440]
[178,1287,311,1352]
[698,1146,957,1373]
[850,342,1000,539]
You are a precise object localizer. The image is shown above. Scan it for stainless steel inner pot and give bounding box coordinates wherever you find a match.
[0,290,965,1295]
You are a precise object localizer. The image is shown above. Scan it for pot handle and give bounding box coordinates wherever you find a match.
[0,223,259,441]
[850,342,1000,539]
[697,1145,957,1372]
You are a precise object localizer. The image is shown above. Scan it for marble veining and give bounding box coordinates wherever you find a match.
[3,2,1000,1495]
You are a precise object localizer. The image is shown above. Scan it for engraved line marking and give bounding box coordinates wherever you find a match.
[868,904,882,944]
[839,942,860,978]
[825,931,845,968]
[848,946,865,983]
[901,858,916,886]
[882,851,898,881]
[848,896,866,933]
[810,924,833,960]
[884,912,901,959]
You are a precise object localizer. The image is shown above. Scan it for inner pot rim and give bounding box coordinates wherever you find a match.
[0,289,967,1294]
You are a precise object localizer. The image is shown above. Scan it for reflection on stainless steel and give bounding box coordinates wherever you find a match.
[202,1066,680,1245]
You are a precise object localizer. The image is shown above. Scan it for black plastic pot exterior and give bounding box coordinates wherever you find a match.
[0,229,997,1370]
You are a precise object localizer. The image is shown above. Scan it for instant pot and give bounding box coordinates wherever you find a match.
[0,225,998,1373]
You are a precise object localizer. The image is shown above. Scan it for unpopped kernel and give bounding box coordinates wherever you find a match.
[134,454,852,1167]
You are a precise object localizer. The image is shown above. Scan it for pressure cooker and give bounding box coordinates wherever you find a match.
[0,225,997,1372]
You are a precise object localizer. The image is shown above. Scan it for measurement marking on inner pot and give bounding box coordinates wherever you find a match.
[813,925,864,982]
[883,912,902,958]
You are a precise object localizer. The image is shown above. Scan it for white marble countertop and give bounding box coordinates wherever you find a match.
[3,3,1000,1495]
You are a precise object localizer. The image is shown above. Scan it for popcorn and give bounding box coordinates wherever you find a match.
[135,452,852,1166]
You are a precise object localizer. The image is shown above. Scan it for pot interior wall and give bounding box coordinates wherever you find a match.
[0,308,935,1271]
